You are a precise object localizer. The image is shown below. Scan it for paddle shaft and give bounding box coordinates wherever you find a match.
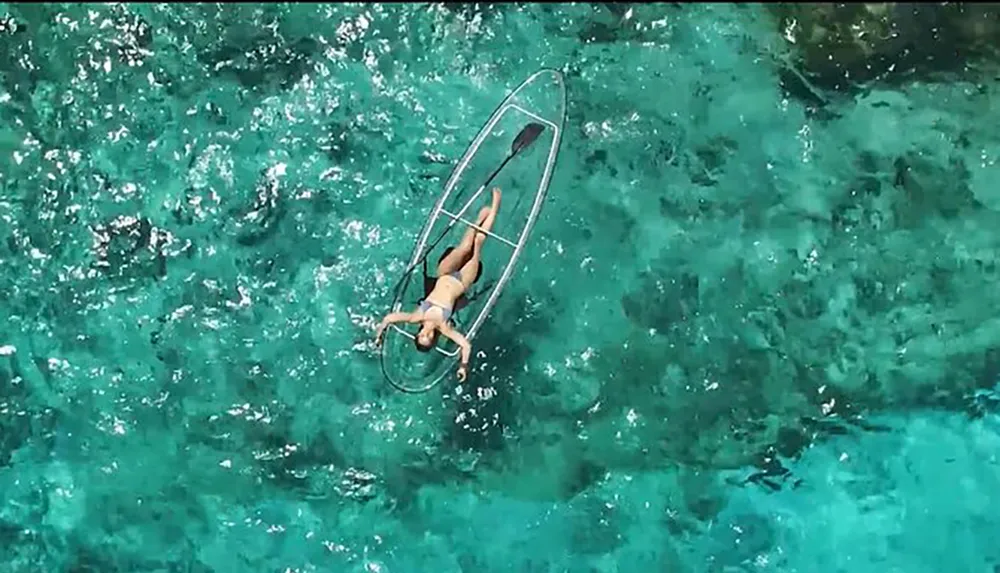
[393,148,520,298]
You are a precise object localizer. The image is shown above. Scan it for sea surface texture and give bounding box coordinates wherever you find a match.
[2,3,1000,572]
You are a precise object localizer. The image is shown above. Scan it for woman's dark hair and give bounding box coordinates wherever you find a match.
[414,329,439,352]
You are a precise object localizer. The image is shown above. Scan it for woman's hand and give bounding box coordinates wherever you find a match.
[456,364,468,382]
[374,320,390,347]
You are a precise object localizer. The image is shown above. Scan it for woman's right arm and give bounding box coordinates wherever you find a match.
[375,311,420,344]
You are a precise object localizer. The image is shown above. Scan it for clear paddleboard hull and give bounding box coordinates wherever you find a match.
[380,68,567,393]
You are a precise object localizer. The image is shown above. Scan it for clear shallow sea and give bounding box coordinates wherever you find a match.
[1,3,999,572]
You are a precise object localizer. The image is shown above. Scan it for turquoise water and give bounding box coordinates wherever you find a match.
[2,3,1000,572]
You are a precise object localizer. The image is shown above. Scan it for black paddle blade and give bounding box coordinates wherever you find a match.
[511,122,545,155]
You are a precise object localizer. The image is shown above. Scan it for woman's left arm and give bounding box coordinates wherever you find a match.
[439,324,472,381]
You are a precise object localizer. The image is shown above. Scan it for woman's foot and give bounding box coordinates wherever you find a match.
[475,188,502,245]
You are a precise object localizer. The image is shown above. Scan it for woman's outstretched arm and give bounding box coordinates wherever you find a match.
[439,323,472,381]
[374,311,421,345]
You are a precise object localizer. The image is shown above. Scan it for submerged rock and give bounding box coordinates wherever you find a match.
[770,3,1000,91]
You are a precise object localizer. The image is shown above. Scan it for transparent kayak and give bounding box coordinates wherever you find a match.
[380,68,567,393]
